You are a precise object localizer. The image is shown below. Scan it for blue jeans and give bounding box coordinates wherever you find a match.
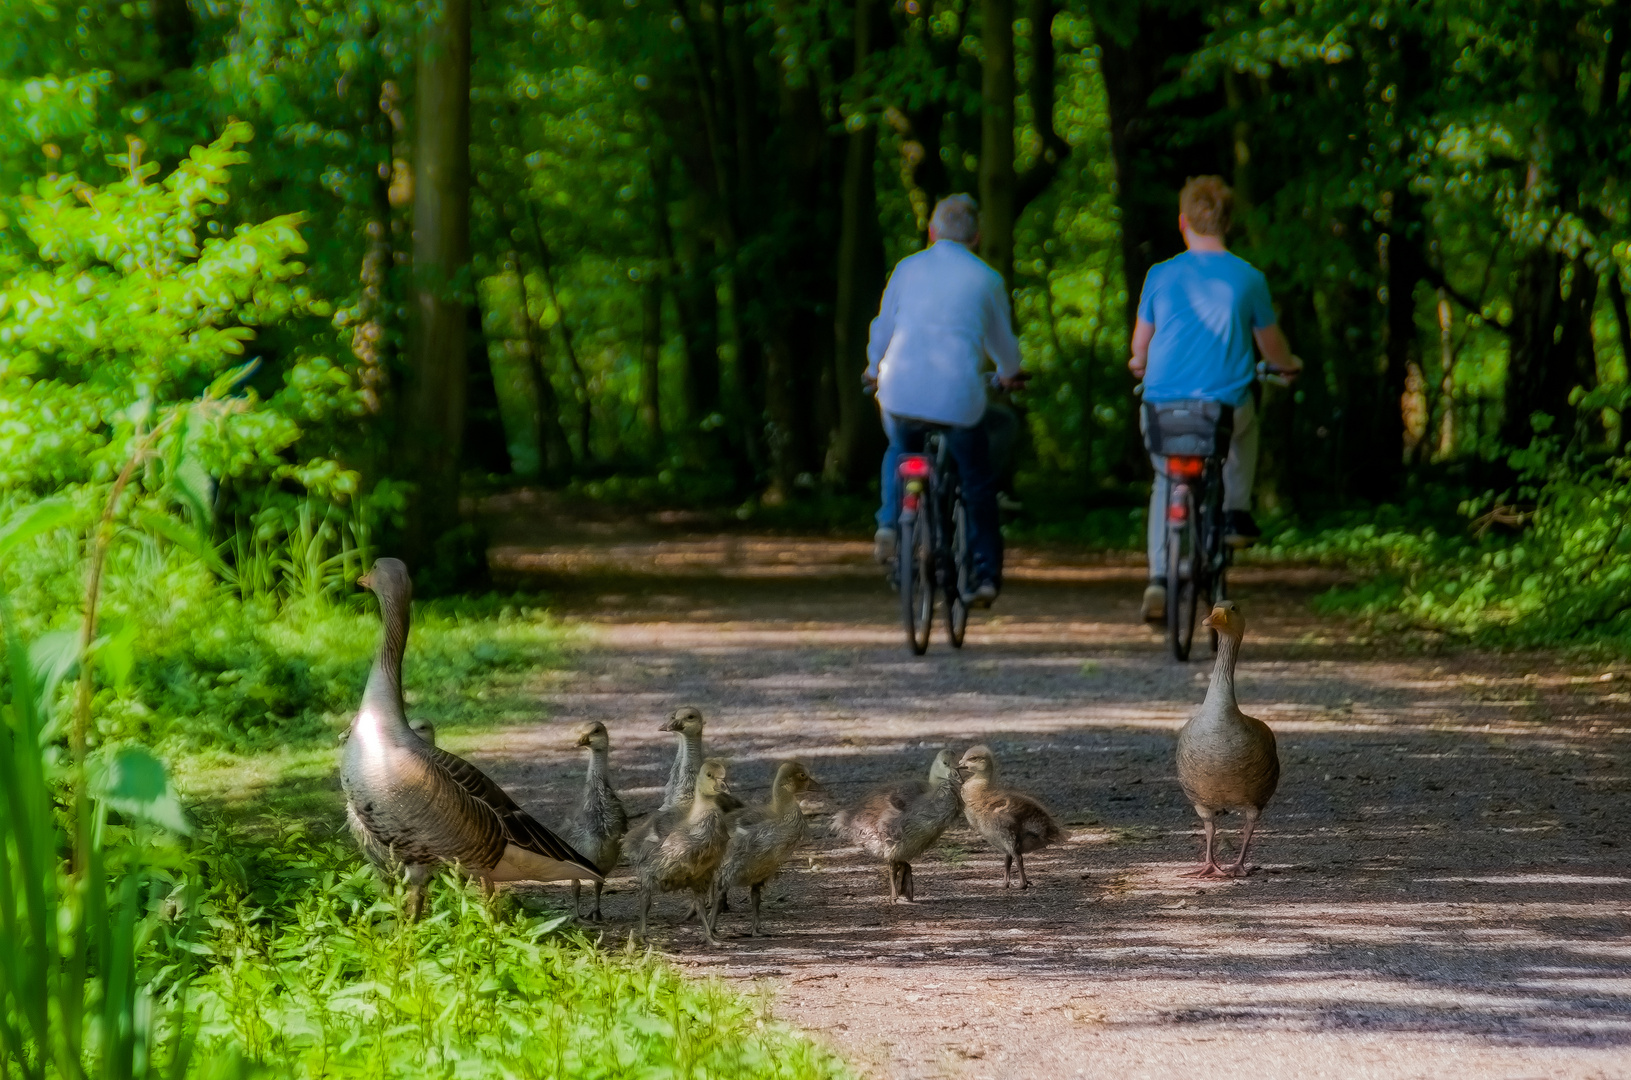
[877,412,1003,586]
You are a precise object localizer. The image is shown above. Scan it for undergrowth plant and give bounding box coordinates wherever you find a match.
[1265,388,1631,649]
[177,824,849,1079]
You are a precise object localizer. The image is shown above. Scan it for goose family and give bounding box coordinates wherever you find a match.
[341,559,1282,937]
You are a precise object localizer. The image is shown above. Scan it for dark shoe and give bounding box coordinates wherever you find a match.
[1224,511,1261,548]
[874,527,897,564]
[1141,582,1166,621]
[970,580,999,608]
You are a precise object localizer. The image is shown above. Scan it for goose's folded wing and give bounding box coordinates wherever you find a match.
[427,746,599,877]
[427,746,522,812]
[498,805,601,876]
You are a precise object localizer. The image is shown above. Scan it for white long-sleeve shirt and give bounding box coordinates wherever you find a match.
[865,240,1022,427]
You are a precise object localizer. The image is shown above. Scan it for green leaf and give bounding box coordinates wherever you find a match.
[95,618,138,691]
[27,629,81,713]
[90,746,192,835]
[0,498,77,561]
[134,508,232,580]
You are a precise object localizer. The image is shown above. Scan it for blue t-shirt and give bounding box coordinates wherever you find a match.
[1137,251,1276,407]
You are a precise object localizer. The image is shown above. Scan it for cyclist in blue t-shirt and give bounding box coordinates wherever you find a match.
[1128,176,1302,622]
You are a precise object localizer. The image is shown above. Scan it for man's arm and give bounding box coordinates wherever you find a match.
[863,273,898,387]
[986,280,1024,387]
[1253,324,1302,377]
[1127,317,1155,380]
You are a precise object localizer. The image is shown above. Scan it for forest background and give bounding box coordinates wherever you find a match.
[4,0,1631,637]
[1,0,1631,1074]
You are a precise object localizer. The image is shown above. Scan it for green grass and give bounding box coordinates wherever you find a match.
[174,821,850,1080]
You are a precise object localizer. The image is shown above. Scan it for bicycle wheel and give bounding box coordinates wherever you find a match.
[944,494,970,648]
[899,516,934,655]
[1166,498,1199,662]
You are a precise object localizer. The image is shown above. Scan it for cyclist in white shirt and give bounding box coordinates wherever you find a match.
[864,195,1026,606]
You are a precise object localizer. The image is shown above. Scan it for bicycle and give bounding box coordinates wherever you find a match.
[1143,398,1235,662]
[892,425,973,655]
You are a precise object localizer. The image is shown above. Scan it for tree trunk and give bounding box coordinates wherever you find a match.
[1369,196,1423,498]
[504,249,572,481]
[461,301,512,476]
[640,279,663,454]
[831,0,888,487]
[1014,0,1068,212]
[400,0,472,564]
[979,0,1015,289]
[1503,244,1566,448]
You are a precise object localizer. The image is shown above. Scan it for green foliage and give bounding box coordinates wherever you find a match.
[0,124,358,498]
[1267,395,1631,648]
[0,593,199,1080]
[177,823,850,1079]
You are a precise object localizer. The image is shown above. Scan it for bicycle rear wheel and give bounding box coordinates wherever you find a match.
[899,516,934,654]
[945,495,970,648]
[1166,502,1199,662]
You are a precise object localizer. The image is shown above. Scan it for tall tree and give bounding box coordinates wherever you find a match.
[832,0,888,486]
[400,0,473,564]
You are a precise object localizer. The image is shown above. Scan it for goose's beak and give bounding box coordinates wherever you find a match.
[358,572,375,589]
[1201,611,1221,631]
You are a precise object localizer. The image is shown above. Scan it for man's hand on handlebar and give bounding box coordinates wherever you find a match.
[998,370,1031,392]
[1127,355,1147,380]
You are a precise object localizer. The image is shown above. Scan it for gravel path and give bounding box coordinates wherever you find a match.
[463,508,1631,1080]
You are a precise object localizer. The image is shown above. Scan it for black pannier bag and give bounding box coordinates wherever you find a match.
[1140,399,1234,458]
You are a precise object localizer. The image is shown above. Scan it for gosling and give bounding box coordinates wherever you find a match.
[627,758,733,945]
[563,721,628,920]
[714,761,817,936]
[957,745,1062,889]
[834,749,962,902]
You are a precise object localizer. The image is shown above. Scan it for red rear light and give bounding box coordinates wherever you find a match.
[1168,501,1188,523]
[1168,456,1204,479]
[898,455,932,480]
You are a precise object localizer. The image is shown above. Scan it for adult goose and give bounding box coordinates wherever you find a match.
[1175,601,1280,877]
[340,558,599,916]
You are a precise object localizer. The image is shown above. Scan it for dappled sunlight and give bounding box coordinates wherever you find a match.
[459,551,1631,1076]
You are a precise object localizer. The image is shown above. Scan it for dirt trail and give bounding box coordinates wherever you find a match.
[464,502,1631,1080]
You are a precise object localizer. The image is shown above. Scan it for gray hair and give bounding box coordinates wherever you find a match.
[929,194,979,244]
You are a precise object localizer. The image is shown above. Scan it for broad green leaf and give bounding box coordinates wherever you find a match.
[89,745,192,835]
[0,498,77,560]
[27,628,80,713]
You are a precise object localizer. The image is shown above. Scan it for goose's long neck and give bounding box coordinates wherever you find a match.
[675,729,703,789]
[583,746,610,791]
[359,585,410,730]
[1201,631,1242,718]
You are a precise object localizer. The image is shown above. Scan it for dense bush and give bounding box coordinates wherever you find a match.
[1261,395,1631,649]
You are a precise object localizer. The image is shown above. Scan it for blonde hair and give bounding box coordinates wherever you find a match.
[1179,176,1233,237]
[929,194,979,244]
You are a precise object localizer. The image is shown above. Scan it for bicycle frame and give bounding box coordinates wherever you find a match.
[1162,452,1230,660]
[892,431,971,654]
